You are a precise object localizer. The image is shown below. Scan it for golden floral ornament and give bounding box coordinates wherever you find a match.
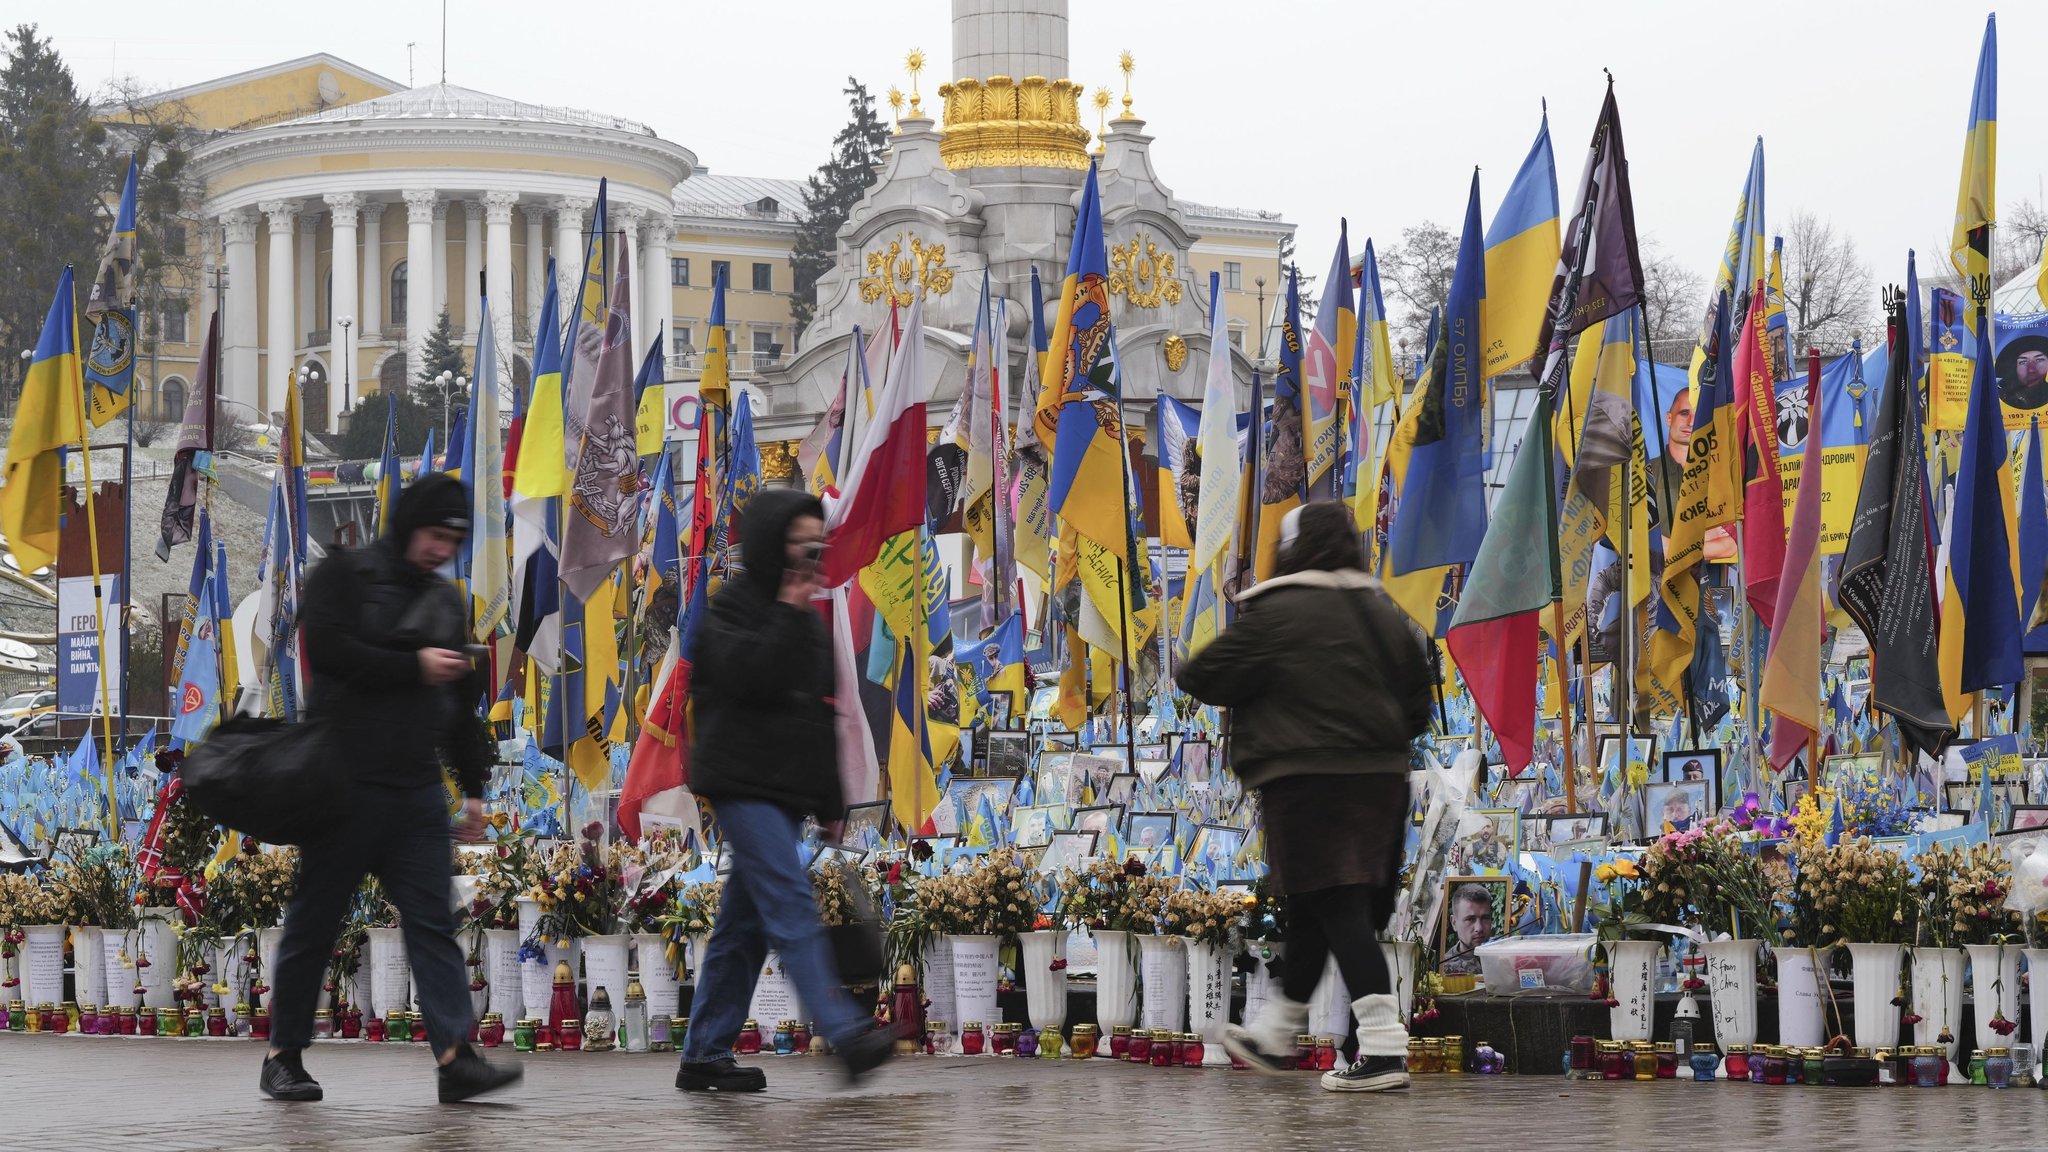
[759,440,798,482]
[1108,233,1184,309]
[860,232,955,306]
[905,49,926,116]
[1163,333,1188,373]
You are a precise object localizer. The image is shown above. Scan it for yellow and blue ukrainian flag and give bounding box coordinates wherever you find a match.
[1039,160,1128,557]
[1,267,85,573]
[1304,222,1354,499]
[1482,109,1559,382]
[374,394,401,536]
[1951,14,1997,285]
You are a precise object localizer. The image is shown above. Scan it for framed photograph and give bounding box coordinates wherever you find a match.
[1133,758,1171,792]
[1028,687,1059,721]
[1126,811,1179,853]
[1034,752,1077,807]
[1037,829,1098,875]
[949,777,1016,833]
[1823,753,1883,794]
[1071,753,1124,803]
[1134,742,1169,761]
[983,694,1013,731]
[1493,777,1542,813]
[1597,734,1660,788]
[50,827,101,862]
[1645,780,1711,834]
[984,731,1030,778]
[2009,805,2048,832]
[1945,783,1982,812]
[1180,739,1213,786]
[840,802,888,850]
[1086,744,1132,768]
[1101,772,1140,812]
[1784,777,1810,813]
[1521,812,1608,852]
[1447,809,1518,875]
[1187,824,1247,875]
[1072,805,1122,842]
[1437,875,1513,977]
[1011,804,1064,850]
[1662,749,1721,787]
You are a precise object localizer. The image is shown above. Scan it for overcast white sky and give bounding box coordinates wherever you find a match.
[37,0,2047,311]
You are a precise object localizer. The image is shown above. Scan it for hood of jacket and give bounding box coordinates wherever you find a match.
[737,488,826,597]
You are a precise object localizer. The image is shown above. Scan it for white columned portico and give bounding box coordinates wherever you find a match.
[359,201,385,340]
[463,199,484,340]
[403,189,438,376]
[223,208,260,412]
[618,204,644,344]
[642,216,672,357]
[554,197,591,306]
[324,193,362,429]
[296,210,319,352]
[484,191,517,396]
[523,207,546,337]
[431,199,451,322]
[261,199,298,418]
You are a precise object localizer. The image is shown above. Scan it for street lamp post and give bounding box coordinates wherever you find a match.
[296,363,324,433]
[435,369,467,454]
[337,315,354,429]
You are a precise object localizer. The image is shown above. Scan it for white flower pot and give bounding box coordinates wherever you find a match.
[366,926,412,1016]
[1381,940,1420,1024]
[1605,939,1661,1042]
[1775,946,1830,1048]
[136,911,178,1009]
[1017,930,1067,1031]
[632,932,680,1019]
[1137,934,1187,1032]
[1911,946,1966,1061]
[1092,930,1138,1035]
[19,925,68,1010]
[581,933,632,1020]
[1309,951,1350,1042]
[949,934,1003,1035]
[746,951,805,1027]
[71,926,105,1008]
[921,936,956,1037]
[101,929,139,1009]
[214,936,252,1027]
[1242,942,1284,1031]
[1967,943,2022,1053]
[1183,937,1233,1065]
[516,896,578,1018]
[1845,942,1903,1049]
[255,926,284,1009]
[1702,939,1759,1051]
[2026,948,2048,1064]
[483,928,524,1021]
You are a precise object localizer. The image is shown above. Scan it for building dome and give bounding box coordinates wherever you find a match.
[277,81,657,137]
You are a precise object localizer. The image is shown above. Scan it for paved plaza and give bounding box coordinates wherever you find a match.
[1,1033,2038,1150]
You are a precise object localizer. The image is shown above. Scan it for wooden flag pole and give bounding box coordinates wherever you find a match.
[1555,599,1583,815]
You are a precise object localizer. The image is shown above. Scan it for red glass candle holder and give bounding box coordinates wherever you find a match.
[1108,1026,1130,1060]
[1127,1029,1151,1064]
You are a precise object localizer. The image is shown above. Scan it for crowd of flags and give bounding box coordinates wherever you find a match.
[5,14,2047,846]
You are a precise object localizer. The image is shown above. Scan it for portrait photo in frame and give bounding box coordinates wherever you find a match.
[1437,875,1513,977]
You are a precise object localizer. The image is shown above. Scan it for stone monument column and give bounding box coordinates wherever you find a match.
[952,0,1068,83]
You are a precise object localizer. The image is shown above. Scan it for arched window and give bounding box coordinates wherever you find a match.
[299,359,330,434]
[390,260,409,328]
[158,375,188,423]
[377,351,408,395]
[512,354,532,399]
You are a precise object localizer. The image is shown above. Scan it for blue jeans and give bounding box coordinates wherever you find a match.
[680,798,868,1062]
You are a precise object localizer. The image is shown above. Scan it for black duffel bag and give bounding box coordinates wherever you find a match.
[180,715,347,846]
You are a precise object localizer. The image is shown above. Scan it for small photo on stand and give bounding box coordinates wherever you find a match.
[1521,813,1608,852]
[1011,805,1064,849]
[984,730,1030,778]
[1180,739,1213,787]
[1034,752,1077,807]
[2007,805,2048,832]
[839,802,888,850]
[1037,829,1099,875]
[1447,809,1518,875]
[1072,805,1122,843]
[1661,749,1721,787]
[1126,811,1178,854]
[1187,824,1247,876]
[1644,781,1710,835]
[1101,772,1140,812]
[1437,875,1513,978]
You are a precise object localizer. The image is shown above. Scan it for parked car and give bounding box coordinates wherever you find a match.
[0,690,54,733]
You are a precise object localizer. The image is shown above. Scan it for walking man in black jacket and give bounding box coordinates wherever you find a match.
[260,473,522,1104]
[675,488,892,1092]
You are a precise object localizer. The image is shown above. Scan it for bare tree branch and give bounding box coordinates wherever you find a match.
[1637,238,1707,363]
[1781,210,1876,356]
[1377,220,1457,354]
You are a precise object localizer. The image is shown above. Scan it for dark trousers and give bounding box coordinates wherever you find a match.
[270,782,472,1059]
[1280,882,1396,1004]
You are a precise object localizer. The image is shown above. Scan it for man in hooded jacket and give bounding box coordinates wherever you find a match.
[675,488,892,1092]
[260,473,522,1105]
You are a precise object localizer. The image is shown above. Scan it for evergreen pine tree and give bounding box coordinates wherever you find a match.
[0,25,113,397]
[411,307,467,430]
[789,77,889,335]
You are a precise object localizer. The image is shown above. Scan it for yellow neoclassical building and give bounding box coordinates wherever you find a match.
[116,29,1290,454]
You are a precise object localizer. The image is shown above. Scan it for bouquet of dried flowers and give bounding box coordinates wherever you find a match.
[206,847,299,934]
[1785,838,1915,948]
[812,863,879,929]
[959,854,1038,937]
[1914,841,2017,948]
[1164,887,1249,947]
[460,833,543,933]
[48,843,140,930]
[1056,856,1176,934]
[0,873,61,993]
[522,824,648,940]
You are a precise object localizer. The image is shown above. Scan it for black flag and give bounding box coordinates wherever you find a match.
[1837,293,1953,757]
